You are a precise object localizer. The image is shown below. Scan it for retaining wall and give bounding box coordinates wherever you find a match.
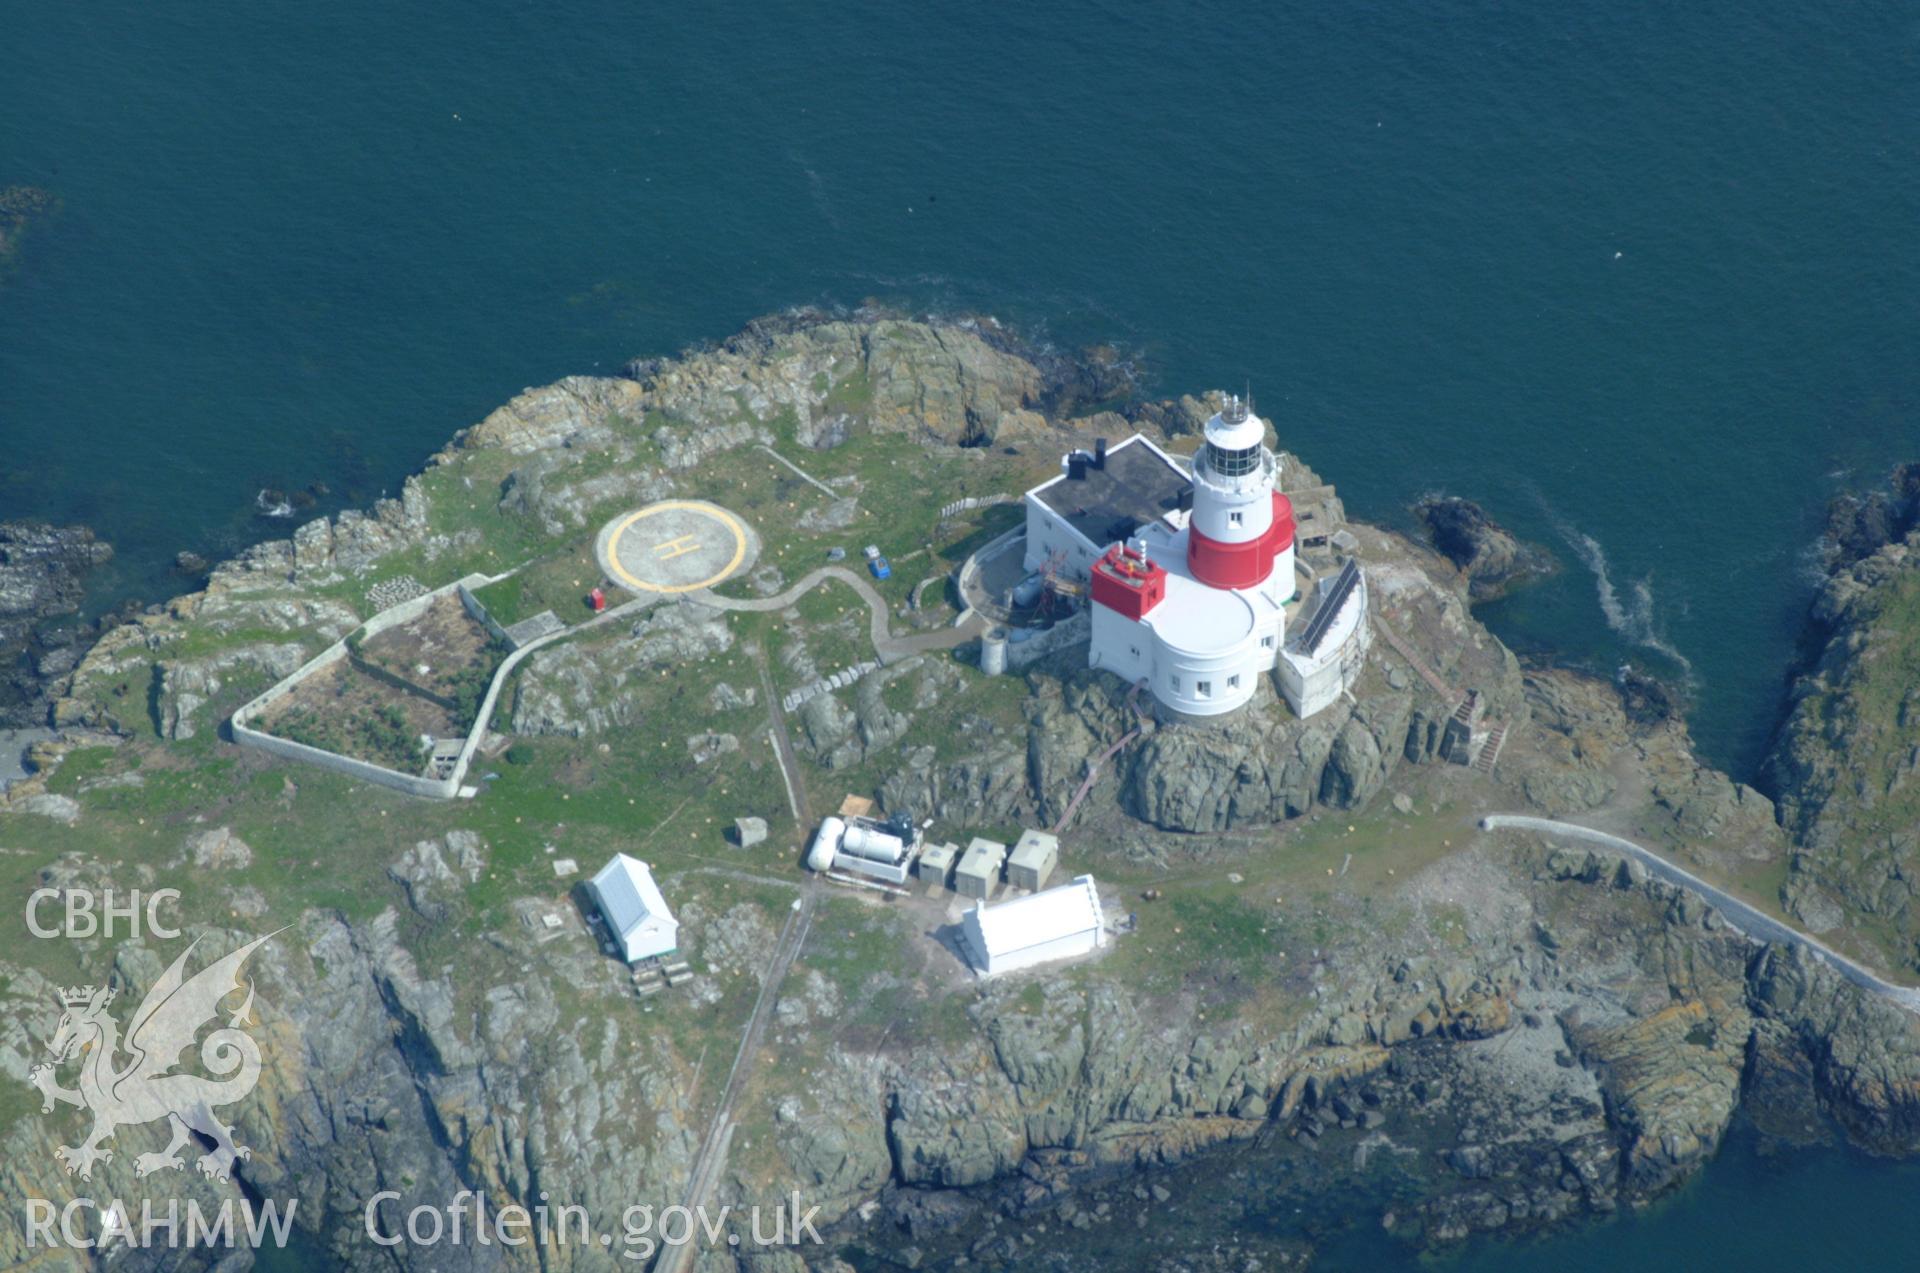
[939,493,1017,520]
[1006,610,1089,671]
[231,571,508,800]
[459,579,517,648]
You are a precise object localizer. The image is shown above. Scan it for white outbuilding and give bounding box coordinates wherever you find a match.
[958,874,1106,976]
[589,853,679,963]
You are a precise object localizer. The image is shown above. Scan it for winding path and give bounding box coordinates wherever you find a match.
[702,565,984,663]
[1481,814,1920,1015]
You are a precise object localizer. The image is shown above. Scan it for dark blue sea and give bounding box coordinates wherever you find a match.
[3,3,1917,1266]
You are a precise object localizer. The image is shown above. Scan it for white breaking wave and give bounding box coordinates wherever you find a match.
[254,489,295,519]
[1550,514,1693,674]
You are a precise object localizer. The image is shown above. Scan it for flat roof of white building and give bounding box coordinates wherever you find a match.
[1128,518,1272,654]
[964,874,1104,963]
[1026,435,1191,550]
[1009,828,1058,869]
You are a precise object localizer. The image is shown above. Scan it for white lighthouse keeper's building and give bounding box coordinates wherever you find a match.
[1086,398,1298,717]
[1017,395,1360,721]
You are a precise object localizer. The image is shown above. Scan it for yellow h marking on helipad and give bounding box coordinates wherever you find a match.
[654,534,702,560]
[601,500,750,594]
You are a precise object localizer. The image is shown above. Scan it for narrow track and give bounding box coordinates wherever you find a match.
[1483,814,1920,1015]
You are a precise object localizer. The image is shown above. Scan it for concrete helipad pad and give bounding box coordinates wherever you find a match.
[595,500,759,595]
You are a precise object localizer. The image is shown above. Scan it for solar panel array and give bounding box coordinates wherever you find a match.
[1300,558,1361,655]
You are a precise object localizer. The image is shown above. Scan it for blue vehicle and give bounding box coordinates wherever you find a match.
[863,544,891,580]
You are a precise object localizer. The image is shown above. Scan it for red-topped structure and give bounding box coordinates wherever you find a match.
[1018,398,1346,720]
[1089,541,1167,621]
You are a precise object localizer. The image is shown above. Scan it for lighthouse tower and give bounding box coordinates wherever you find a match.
[1025,392,1331,720]
[1187,397,1296,593]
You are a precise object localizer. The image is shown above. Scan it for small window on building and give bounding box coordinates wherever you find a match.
[1129,645,1140,659]
[1228,674,1241,690]
[1196,680,1212,699]
[1261,634,1275,650]
[1170,674,1181,693]
[1228,511,1244,528]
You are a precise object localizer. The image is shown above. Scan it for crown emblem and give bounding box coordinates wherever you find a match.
[60,985,111,1008]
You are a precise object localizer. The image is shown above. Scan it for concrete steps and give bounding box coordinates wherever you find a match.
[1475,720,1508,774]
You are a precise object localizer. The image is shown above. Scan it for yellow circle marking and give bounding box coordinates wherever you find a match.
[604,501,748,594]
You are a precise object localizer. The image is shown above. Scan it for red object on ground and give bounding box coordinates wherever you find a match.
[1186,493,1295,589]
[1090,542,1167,620]
[588,586,608,613]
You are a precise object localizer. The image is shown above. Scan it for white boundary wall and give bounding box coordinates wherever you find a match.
[231,571,516,800]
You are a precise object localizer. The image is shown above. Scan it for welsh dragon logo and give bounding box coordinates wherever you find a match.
[29,931,278,1183]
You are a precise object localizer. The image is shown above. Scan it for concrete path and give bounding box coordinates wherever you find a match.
[1481,814,1920,1015]
[702,565,984,663]
[757,444,840,498]
[755,646,812,825]
[654,892,816,1273]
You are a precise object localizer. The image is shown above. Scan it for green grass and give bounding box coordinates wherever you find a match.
[470,539,607,629]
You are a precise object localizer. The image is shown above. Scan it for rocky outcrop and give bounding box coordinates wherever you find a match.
[1108,687,1412,831]
[0,521,114,727]
[19,314,1920,1271]
[387,830,488,920]
[1822,462,1920,569]
[510,600,734,736]
[793,657,967,772]
[1414,495,1555,602]
[1765,472,1920,964]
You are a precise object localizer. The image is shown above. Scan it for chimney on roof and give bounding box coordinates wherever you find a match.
[1094,438,1108,469]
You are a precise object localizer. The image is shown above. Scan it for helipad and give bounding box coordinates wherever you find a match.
[595,501,759,595]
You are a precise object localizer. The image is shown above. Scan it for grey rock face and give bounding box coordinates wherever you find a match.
[794,658,924,770]
[511,601,733,736]
[0,522,113,726]
[1765,519,1920,964]
[185,826,254,870]
[157,641,307,740]
[1413,496,1555,602]
[387,831,488,920]
[1018,671,1413,834]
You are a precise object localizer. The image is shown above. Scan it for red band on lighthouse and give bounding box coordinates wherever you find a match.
[1187,493,1295,590]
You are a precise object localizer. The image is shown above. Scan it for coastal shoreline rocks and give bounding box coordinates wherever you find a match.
[1413,494,1557,602]
[1766,463,1920,959]
[0,520,113,728]
[9,315,1920,1271]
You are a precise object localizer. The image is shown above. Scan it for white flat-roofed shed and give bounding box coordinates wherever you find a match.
[1006,829,1059,891]
[917,840,960,885]
[959,874,1106,975]
[589,853,679,963]
[955,837,1009,899]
